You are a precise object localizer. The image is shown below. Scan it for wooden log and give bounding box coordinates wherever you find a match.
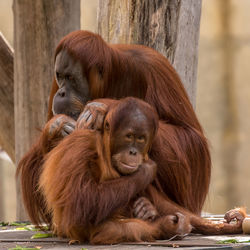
[98,0,202,107]
[0,33,14,162]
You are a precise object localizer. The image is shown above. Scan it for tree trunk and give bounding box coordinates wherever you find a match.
[0,33,14,162]
[98,0,201,107]
[13,0,80,220]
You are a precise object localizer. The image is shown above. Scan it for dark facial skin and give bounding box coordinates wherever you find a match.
[53,50,90,120]
[109,110,153,175]
[108,108,159,221]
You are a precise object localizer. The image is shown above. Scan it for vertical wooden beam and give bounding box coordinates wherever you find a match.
[98,0,202,107]
[0,33,14,162]
[13,0,80,220]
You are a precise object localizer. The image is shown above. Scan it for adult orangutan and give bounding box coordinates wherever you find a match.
[39,97,245,244]
[17,30,211,226]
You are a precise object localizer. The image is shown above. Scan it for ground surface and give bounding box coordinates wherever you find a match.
[1,217,250,250]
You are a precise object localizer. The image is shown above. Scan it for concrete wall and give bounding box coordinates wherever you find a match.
[198,0,250,213]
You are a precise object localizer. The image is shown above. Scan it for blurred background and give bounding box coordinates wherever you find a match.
[0,0,250,221]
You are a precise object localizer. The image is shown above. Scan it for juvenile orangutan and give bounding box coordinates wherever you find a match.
[39,97,245,244]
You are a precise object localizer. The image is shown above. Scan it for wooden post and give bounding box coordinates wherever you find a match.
[98,0,202,107]
[0,33,14,162]
[13,0,80,220]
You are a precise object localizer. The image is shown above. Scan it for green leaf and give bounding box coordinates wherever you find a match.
[218,239,239,244]
[14,227,27,231]
[24,226,41,231]
[39,225,49,231]
[0,221,9,226]
[218,239,250,244]
[9,222,31,226]
[8,245,39,250]
[13,226,36,231]
[31,233,53,239]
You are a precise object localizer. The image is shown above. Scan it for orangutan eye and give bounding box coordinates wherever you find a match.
[126,134,133,140]
[65,74,74,81]
[137,135,145,143]
[56,72,63,80]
